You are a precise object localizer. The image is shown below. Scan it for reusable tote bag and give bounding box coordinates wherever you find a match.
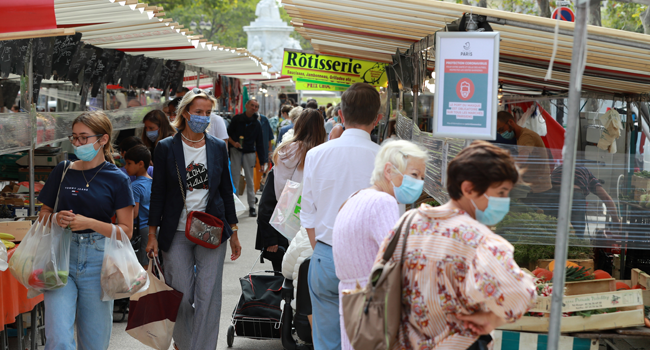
[269,179,302,240]
[126,257,183,350]
[341,210,417,350]
[9,162,72,297]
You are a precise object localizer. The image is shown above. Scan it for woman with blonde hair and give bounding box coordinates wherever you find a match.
[147,88,241,350]
[37,111,135,349]
[333,139,427,350]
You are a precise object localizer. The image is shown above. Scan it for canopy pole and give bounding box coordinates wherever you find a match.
[28,41,36,217]
[547,1,589,349]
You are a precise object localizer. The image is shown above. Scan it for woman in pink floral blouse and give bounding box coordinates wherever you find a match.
[378,141,536,350]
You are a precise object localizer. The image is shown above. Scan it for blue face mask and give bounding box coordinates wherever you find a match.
[187,114,210,133]
[391,164,424,204]
[500,129,515,140]
[471,194,511,226]
[146,130,159,142]
[74,139,101,162]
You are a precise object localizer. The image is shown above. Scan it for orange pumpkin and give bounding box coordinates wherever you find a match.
[532,268,553,281]
[616,282,631,290]
[593,270,612,280]
[548,260,579,272]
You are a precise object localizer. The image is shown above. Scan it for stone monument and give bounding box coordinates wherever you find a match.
[244,0,301,73]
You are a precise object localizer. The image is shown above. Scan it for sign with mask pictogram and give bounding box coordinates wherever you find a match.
[433,32,500,140]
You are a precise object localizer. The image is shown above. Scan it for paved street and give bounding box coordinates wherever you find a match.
[108,192,285,350]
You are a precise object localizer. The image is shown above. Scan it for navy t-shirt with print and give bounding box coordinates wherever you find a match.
[38,161,135,233]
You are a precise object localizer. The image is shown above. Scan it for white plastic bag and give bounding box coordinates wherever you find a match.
[270,180,303,240]
[0,242,7,272]
[8,213,72,297]
[100,225,149,301]
[234,193,246,216]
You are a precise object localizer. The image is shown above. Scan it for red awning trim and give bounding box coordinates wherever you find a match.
[1,0,57,34]
[117,46,196,52]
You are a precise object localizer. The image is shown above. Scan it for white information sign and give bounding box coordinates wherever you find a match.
[433,32,500,140]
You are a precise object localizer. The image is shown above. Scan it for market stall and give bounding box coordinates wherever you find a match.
[284,0,650,348]
[0,1,275,348]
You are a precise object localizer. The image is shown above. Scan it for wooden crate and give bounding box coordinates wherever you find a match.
[562,278,615,296]
[633,175,650,190]
[617,268,650,307]
[499,289,646,333]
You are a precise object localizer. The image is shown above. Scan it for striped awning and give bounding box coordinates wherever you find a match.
[2,0,273,78]
[283,0,650,96]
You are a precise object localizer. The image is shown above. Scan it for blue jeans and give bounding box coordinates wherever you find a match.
[44,233,113,350]
[308,242,341,350]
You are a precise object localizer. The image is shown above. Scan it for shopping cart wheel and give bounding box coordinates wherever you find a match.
[227,325,235,347]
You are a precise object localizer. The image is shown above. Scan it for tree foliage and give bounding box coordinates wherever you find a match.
[603,2,647,33]
[149,0,311,49]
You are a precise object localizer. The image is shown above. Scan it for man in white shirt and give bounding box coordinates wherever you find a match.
[208,112,229,142]
[301,83,382,350]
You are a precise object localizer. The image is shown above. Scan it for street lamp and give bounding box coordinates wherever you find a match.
[191,15,212,34]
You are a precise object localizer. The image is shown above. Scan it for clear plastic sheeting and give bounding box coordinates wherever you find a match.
[0,104,161,155]
[396,113,650,250]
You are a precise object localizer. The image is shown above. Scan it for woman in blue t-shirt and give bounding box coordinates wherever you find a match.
[37,111,135,350]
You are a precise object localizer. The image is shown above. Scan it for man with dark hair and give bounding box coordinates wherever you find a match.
[176,87,189,98]
[166,97,182,121]
[305,99,318,109]
[496,111,552,195]
[228,99,267,217]
[11,105,20,113]
[301,82,382,350]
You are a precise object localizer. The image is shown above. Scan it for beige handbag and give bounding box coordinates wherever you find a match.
[341,210,417,350]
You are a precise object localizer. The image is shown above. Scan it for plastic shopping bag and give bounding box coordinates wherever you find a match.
[126,257,183,350]
[100,225,149,301]
[8,213,72,297]
[0,243,7,272]
[270,180,302,240]
[234,193,247,216]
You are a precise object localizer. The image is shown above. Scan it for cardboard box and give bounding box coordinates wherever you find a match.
[18,167,53,182]
[0,220,33,242]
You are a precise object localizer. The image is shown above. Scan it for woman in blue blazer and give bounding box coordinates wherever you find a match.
[147,88,241,350]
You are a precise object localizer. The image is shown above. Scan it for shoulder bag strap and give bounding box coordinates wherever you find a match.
[381,209,417,262]
[53,161,72,212]
[172,153,189,214]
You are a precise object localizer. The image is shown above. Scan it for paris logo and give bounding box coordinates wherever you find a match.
[456,78,475,101]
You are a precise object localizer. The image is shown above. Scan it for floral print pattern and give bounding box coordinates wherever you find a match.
[378,205,536,350]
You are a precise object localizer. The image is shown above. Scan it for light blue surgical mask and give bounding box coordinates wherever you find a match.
[187,114,210,133]
[391,164,424,204]
[74,139,100,162]
[471,194,511,226]
[500,130,515,140]
[146,130,159,142]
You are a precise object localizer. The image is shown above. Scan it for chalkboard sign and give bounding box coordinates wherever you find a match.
[32,73,44,103]
[142,58,161,89]
[32,37,54,77]
[121,55,143,89]
[90,49,114,97]
[67,44,94,84]
[82,47,101,87]
[0,40,12,78]
[113,52,129,86]
[105,50,125,85]
[12,39,31,77]
[150,59,164,89]
[135,57,153,88]
[52,33,82,80]
[169,63,185,94]
[158,60,172,90]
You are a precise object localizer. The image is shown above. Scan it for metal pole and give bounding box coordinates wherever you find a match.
[547,1,589,349]
[27,43,36,217]
[196,70,200,89]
